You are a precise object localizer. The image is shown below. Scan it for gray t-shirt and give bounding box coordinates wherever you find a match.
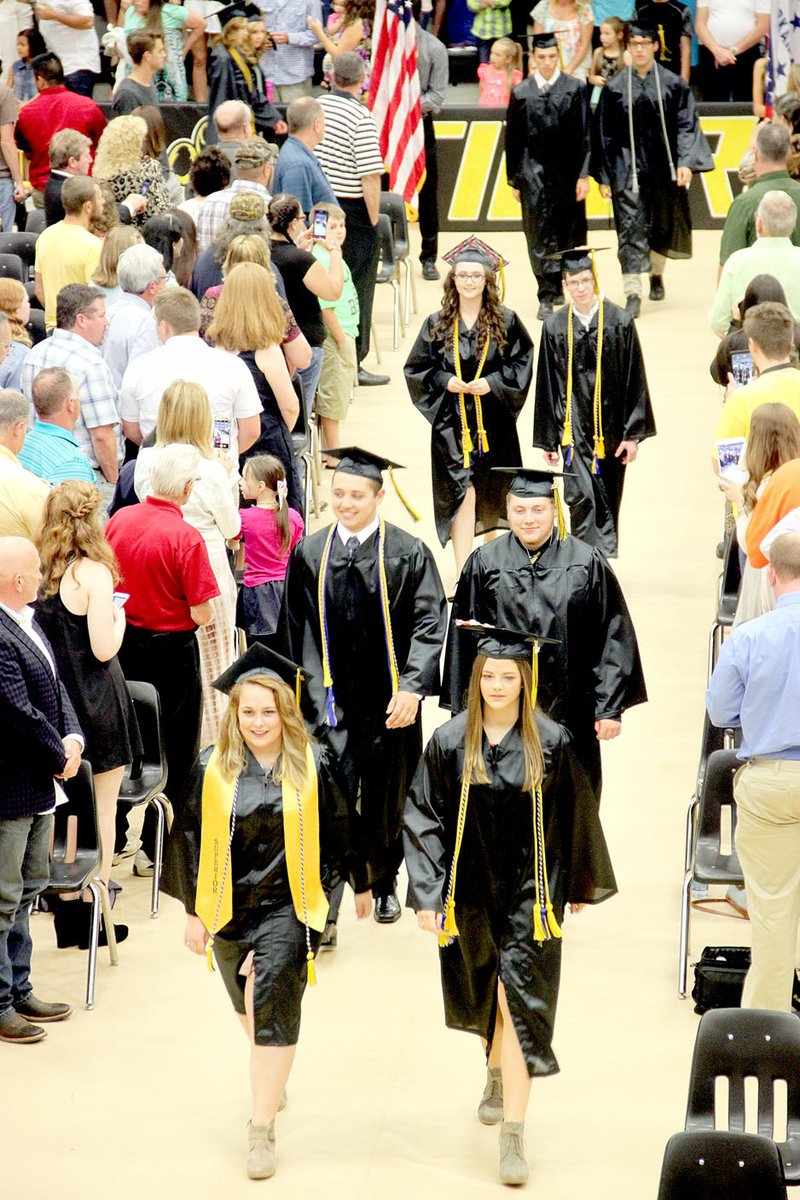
[111,78,159,117]
[0,83,16,178]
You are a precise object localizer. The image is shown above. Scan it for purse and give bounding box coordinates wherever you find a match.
[692,946,800,1015]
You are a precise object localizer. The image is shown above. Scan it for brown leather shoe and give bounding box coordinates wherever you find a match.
[0,1010,46,1043]
[15,994,72,1023]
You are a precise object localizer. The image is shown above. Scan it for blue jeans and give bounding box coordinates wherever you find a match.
[65,70,97,97]
[295,345,325,420]
[0,813,52,1016]
[0,178,15,233]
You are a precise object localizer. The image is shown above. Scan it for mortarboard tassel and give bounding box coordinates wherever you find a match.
[317,526,339,727]
[438,897,459,948]
[387,466,421,522]
[554,489,568,541]
[306,950,317,986]
[206,935,216,972]
[530,640,539,709]
[294,668,301,707]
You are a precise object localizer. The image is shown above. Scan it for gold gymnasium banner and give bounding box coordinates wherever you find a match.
[103,103,754,233]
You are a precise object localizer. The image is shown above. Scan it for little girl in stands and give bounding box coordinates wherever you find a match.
[235,455,304,640]
[588,17,627,96]
[477,37,523,107]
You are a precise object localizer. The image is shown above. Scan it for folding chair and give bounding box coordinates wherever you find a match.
[657,1130,785,1199]
[117,681,170,918]
[25,209,46,235]
[371,212,402,357]
[380,191,417,327]
[708,529,742,681]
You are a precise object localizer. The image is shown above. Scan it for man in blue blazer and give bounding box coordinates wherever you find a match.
[0,536,84,1044]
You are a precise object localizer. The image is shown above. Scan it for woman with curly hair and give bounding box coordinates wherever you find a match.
[0,278,32,390]
[308,0,373,91]
[92,115,171,226]
[404,241,534,572]
[36,479,141,948]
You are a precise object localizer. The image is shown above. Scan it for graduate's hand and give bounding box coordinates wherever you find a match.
[385,690,420,729]
[615,440,638,464]
[569,903,586,914]
[595,718,622,741]
[575,176,590,203]
[467,378,491,395]
[599,184,612,199]
[416,910,441,935]
[676,166,692,189]
[184,914,209,955]
[274,120,288,136]
[354,890,372,920]
[511,187,520,203]
[446,376,464,393]
[543,450,561,467]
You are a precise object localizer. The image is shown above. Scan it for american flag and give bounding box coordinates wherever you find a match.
[767,2,800,107]
[367,0,426,209]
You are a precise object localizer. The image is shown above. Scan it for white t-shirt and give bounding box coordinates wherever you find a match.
[119,333,263,453]
[705,0,770,51]
[39,0,101,76]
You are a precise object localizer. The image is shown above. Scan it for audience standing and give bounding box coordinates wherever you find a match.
[272,98,336,212]
[210,98,253,179]
[121,0,207,102]
[195,137,277,253]
[0,280,29,392]
[0,70,23,231]
[719,125,800,264]
[34,176,103,331]
[111,31,165,115]
[91,224,144,311]
[180,146,232,226]
[259,0,321,101]
[0,390,49,540]
[695,1,770,102]
[92,115,171,227]
[414,1,447,280]
[710,194,800,335]
[102,244,166,389]
[18,368,95,485]
[35,0,101,97]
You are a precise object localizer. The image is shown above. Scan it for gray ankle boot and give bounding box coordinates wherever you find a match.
[247,1119,276,1180]
[478,1067,503,1125]
[499,1120,529,1187]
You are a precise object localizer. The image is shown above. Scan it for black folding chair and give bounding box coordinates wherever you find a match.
[678,750,744,998]
[371,212,401,357]
[25,209,46,235]
[0,252,24,283]
[0,231,39,278]
[685,1008,800,1184]
[40,761,119,1010]
[708,529,742,681]
[657,1130,786,1199]
[118,681,170,918]
[380,191,416,327]
[25,309,47,345]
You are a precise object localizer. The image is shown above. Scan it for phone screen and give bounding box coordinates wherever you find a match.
[140,180,151,197]
[730,351,754,388]
[112,592,130,609]
[312,210,328,239]
[213,418,232,450]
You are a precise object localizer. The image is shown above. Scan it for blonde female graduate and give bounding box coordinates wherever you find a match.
[162,643,370,1180]
[403,625,616,1186]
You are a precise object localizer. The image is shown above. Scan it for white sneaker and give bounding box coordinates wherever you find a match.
[133,851,154,878]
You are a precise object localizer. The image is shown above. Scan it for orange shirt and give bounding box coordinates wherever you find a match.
[747,458,800,568]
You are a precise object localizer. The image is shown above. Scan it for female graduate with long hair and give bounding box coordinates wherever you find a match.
[403,237,534,575]
[404,624,617,1187]
[163,644,370,1181]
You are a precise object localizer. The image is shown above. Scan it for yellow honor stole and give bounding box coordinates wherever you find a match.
[562,299,605,477]
[195,745,329,984]
[452,318,490,469]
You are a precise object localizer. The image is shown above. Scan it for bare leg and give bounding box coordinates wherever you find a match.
[245,972,296,1125]
[497,980,531,1123]
[487,1001,504,1069]
[191,38,208,103]
[450,484,477,576]
[93,767,125,887]
[320,416,340,459]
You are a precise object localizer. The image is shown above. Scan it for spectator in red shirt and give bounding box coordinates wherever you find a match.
[106,443,219,874]
[15,52,106,206]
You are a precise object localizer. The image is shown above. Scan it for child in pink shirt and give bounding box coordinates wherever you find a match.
[478,37,524,107]
[235,455,304,637]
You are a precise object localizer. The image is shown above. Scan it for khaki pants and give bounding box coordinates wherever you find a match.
[272,81,312,103]
[621,253,667,297]
[734,758,800,1011]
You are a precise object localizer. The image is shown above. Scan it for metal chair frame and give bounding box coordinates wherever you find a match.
[118,681,170,918]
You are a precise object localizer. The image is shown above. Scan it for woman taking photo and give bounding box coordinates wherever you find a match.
[404,624,616,1187]
[163,643,369,1180]
[121,0,207,101]
[268,192,344,415]
[134,379,241,745]
[404,240,534,574]
[208,261,305,514]
[0,278,32,388]
[92,115,171,226]
[37,478,142,948]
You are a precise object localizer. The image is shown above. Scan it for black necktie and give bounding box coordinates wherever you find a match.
[346,535,359,563]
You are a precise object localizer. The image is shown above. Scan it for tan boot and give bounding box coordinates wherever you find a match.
[246,1119,276,1180]
[477,1067,503,1125]
[499,1120,529,1187]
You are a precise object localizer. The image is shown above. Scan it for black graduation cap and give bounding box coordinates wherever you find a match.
[627,20,660,42]
[212,643,310,702]
[456,620,558,660]
[530,31,558,50]
[546,245,608,278]
[492,466,570,498]
[442,235,508,275]
[325,446,420,521]
[216,1,262,26]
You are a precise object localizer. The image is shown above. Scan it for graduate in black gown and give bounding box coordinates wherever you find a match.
[207,4,283,143]
[505,32,591,319]
[280,447,447,925]
[404,625,616,1187]
[442,469,647,802]
[404,237,534,574]
[162,645,370,1181]
[534,248,656,558]
[591,21,713,317]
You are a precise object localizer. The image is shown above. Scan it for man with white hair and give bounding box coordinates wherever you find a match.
[0,389,49,540]
[102,245,168,389]
[710,192,800,335]
[106,444,218,875]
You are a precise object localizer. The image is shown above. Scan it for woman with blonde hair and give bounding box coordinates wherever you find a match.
[92,115,171,225]
[36,480,141,948]
[207,10,282,139]
[0,277,31,390]
[134,378,241,745]
[91,224,144,309]
[208,261,304,514]
[530,0,594,80]
[200,234,302,358]
[405,625,615,1186]
[163,642,369,1180]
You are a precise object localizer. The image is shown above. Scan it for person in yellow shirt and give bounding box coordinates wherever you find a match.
[0,390,49,541]
[715,302,800,448]
[34,176,103,331]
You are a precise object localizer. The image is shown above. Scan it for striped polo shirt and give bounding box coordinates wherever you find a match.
[315,90,385,199]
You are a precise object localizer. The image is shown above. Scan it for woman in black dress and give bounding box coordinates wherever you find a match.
[404,624,616,1186]
[37,480,142,947]
[404,238,534,574]
[163,644,370,1181]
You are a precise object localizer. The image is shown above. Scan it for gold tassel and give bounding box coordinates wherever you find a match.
[437,897,459,947]
[294,668,301,707]
[306,950,317,986]
[475,396,489,455]
[593,435,605,462]
[546,904,563,939]
[206,935,215,973]
[498,262,506,302]
[388,466,421,523]
[554,489,568,540]
[459,393,474,467]
[530,640,539,710]
[533,907,547,942]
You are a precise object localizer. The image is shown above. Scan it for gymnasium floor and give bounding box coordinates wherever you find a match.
[4,227,743,1199]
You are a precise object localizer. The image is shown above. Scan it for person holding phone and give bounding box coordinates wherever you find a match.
[710,275,800,388]
[310,201,359,459]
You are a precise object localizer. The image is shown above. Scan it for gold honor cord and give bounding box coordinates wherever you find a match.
[561,299,605,476]
[452,318,490,469]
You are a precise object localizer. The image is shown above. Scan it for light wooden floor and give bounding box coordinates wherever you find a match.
[7,228,747,1200]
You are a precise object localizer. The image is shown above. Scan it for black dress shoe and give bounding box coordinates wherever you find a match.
[537,300,554,320]
[373,893,402,924]
[0,1010,46,1043]
[357,368,390,387]
[421,261,440,281]
[625,295,641,319]
[15,994,72,1023]
[649,274,665,301]
[320,921,338,951]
